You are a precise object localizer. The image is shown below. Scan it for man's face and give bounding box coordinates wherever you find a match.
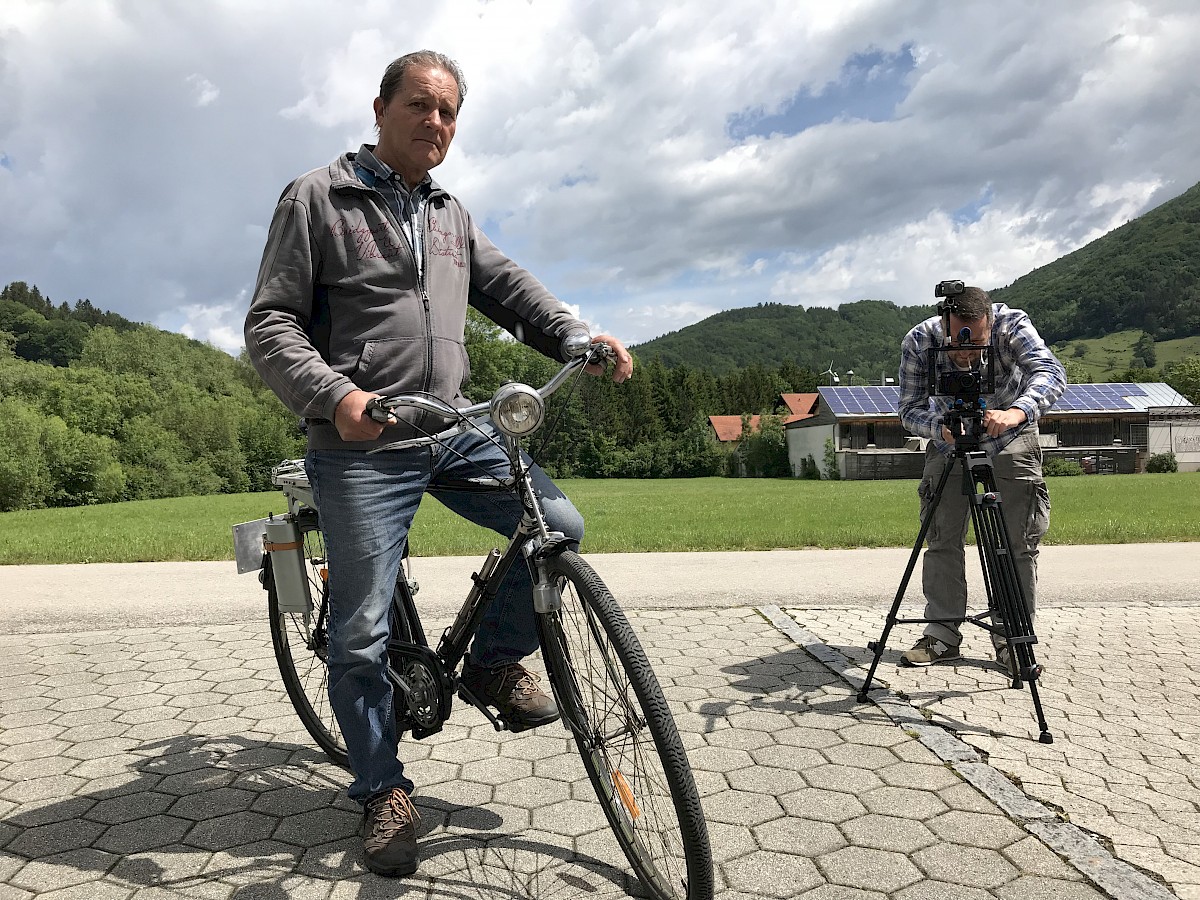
[946,313,991,369]
[373,65,459,185]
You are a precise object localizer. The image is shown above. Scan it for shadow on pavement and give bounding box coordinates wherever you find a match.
[0,733,633,899]
[695,639,1019,741]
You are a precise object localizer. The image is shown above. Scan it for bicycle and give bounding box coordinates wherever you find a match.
[234,335,713,900]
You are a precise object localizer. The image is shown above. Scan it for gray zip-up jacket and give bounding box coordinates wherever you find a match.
[245,147,584,451]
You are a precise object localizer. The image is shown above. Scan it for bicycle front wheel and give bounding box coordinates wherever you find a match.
[536,551,713,900]
[267,519,349,769]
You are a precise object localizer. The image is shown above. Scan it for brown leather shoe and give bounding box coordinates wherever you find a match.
[460,659,560,730]
[361,787,420,877]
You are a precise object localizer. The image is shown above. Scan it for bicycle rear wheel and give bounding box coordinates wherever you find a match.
[536,551,713,900]
[266,518,349,769]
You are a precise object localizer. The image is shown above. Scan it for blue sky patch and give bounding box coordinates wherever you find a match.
[952,184,995,225]
[728,45,917,140]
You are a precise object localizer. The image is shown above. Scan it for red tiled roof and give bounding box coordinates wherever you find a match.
[779,392,819,424]
[708,415,761,442]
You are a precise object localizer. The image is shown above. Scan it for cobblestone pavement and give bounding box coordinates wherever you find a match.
[0,608,1129,900]
[786,602,1200,899]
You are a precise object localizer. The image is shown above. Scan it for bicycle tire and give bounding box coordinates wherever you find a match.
[266,520,350,769]
[536,551,713,900]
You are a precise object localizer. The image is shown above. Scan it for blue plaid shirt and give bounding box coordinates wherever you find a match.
[898,303,1066,457]
[353,145,431,279]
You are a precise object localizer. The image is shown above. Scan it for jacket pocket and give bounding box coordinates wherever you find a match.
[352,337,424,394]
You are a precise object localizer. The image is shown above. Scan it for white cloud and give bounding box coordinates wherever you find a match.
[186,74,219,107]
[1,0,1198,358]
[173,301,245,355]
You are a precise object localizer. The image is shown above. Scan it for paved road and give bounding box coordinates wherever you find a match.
[4,543,1197,633]
[1,544,1197,899]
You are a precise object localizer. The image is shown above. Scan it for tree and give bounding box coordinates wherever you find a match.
[39,417,126,506]
[1060,357,1090,383]
[0,397,51,510]
[740,414,789,477]
[823,438,841,480]
[1165,356,1200,404]
[1132,332,1157,368]
[1108,366,1160,384]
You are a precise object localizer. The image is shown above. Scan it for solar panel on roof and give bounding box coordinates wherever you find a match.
[815,383,1183,419]
[820,386,901,415]
[1055,386,1135,411]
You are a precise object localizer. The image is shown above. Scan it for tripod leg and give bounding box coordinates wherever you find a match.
[966,457,1053,743]
[858,459,955,702]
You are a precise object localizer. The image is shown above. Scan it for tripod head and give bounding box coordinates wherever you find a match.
[943,396,987,452]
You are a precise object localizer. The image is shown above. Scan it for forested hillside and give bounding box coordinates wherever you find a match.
[0,282,303,511]
[634,299,929,378]
[0,283,823,509]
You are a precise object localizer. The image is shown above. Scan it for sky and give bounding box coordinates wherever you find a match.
[2,0,1199,355]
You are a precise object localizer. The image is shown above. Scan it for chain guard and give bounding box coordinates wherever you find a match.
[386,641,454,739]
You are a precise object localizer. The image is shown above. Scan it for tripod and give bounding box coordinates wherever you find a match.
[857,436,1053,744]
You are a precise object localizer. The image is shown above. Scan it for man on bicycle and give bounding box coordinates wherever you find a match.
[245,49,633,878]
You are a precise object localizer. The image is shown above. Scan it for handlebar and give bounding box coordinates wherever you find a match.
[364,341,614,452]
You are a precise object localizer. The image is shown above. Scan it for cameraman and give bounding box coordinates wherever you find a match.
[897,286,1066,671]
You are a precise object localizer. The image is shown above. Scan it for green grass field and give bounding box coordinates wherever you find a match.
[1,474,1196,565]
[1056,329,1200,381]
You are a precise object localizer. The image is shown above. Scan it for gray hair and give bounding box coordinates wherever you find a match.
[378,50,467,111]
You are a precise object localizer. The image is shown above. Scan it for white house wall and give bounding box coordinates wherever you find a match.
[1148,422,1200,472]
[786,424,837,478]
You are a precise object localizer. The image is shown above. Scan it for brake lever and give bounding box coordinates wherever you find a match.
[587,343,616,366]
[365,397,393,424]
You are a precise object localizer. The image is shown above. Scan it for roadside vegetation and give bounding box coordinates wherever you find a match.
[1,473,1195,565]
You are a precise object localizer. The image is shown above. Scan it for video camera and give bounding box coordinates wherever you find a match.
[927,280,995,450]
[934,279,965,300]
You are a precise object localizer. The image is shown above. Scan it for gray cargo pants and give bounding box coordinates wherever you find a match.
[918,429,1051,648]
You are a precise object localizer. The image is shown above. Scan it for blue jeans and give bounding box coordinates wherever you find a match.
[306,426,584,802]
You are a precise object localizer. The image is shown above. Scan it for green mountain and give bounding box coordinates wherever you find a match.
[635,180,1200,373]
[633,299,929,378]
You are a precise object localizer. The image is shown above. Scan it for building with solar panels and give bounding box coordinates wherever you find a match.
[783,383,1198,479]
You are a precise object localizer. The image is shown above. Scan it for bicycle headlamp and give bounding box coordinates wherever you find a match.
[491,383,545,438]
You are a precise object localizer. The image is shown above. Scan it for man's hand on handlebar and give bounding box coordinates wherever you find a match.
[587,335,633,383]
[334,389,396,441]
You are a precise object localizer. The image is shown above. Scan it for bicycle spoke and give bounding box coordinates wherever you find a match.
[540,553,710,899]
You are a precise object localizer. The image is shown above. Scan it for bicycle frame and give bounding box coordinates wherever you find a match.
[252,344,608,736]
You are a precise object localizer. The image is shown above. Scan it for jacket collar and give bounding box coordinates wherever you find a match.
[330,145,447,198]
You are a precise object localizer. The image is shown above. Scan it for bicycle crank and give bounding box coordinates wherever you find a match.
[386,641,454,739]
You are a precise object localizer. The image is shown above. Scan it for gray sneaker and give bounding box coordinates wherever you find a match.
[900,636,960,667]
[996,642,1016,678]
[361,787,420,877]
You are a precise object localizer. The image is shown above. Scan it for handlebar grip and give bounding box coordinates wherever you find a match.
[365,397,392,424]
